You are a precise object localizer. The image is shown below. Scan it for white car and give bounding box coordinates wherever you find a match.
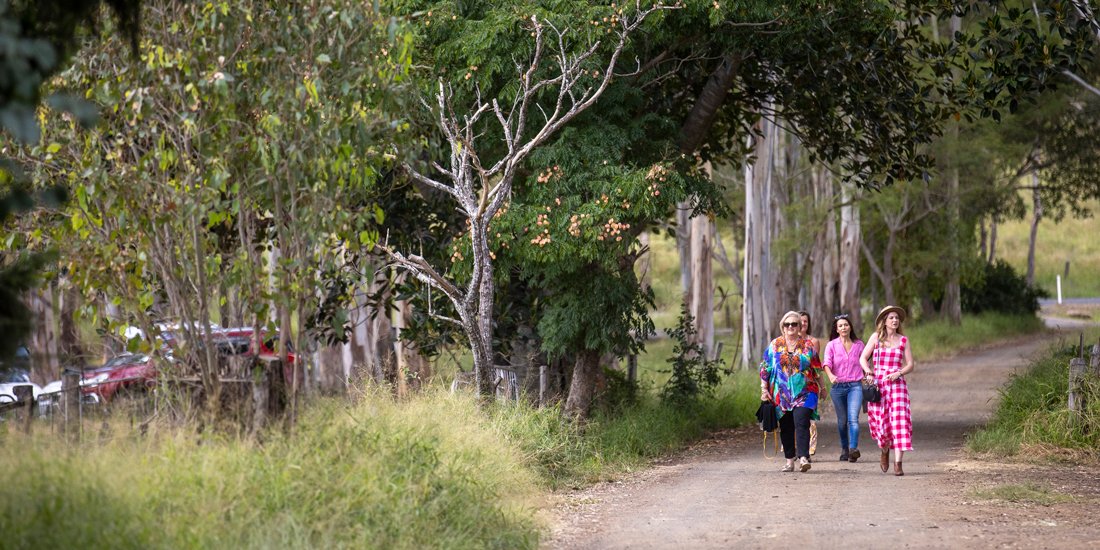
[0,368,43,405]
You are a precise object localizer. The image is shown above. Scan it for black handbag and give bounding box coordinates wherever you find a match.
[862,381,882,404]
[755,401,778,432]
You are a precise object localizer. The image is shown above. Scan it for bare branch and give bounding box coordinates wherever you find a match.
[374,243,465,307]
[1062,69,1100,98]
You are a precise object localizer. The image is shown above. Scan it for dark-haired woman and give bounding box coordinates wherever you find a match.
[823,314,866,462]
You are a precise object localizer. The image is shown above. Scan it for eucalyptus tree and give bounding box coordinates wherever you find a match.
[0,0,140,362]
[377,3,674,401]
[9,0,410,417]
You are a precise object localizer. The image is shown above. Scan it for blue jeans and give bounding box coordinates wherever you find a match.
[831,381,863,450]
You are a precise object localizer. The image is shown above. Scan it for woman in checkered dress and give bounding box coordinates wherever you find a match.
[859,305,914,476]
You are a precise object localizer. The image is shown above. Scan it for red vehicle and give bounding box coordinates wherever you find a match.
[81,353,156,402]
[84,327,298,402]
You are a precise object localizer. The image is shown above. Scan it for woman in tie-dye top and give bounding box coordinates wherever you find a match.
[760,310,822,473]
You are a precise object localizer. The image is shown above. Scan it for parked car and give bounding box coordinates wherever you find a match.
[0,346,42,404]
[79,326,298,403]
[80,353,156,402]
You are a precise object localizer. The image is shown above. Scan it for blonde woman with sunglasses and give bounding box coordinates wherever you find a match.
[759,311,822,473]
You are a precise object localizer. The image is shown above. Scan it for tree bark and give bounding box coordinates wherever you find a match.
[564,349,602,420]
[26,288,58,383]
[988,217,998,264]
[1026,173,1042,287]
[838,180,863,332]
[809,166,840,335]
[689,209,715,355]
[58,283,84,367]
[741,113,781,368]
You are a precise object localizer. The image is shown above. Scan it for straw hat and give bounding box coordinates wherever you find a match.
[875,305,907,327]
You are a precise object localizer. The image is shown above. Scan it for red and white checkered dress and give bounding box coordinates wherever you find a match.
[867,335,913,451]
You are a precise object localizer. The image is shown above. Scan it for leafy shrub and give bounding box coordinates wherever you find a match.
[961,259,1047,315]
[659,304,730,407]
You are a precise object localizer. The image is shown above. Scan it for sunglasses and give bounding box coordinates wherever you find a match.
[782,322,800,328]
[834,314,850,320]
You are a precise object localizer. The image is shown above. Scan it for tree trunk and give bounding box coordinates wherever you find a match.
[26,288,58,383]
[58,283,84,367]
[809,166,840,336]
[689,211,715,355]
[942,166,962,325]
[988,217,998,264]
[1026,174,1042,287]
[563,349,602,420]
[838,179,863,332]
[676,203,692,300]
[395,298,431,394]
[741,113,781,368]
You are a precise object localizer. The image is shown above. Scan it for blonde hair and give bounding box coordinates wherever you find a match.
[875,311,906,341]
[778,310,802,334]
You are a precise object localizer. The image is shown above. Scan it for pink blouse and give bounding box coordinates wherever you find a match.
[824,338,866,383]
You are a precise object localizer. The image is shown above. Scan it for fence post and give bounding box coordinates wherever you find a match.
[1069,357,1087,413]
[627,354,638,383]
[1090,343,1100,377]
[538,365,547,407]
[62,368,81,441]
[13,385,34,435]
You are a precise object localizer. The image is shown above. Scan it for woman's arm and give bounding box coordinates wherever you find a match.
[759,348,773,400]
[888,338,916,381]
[859,333,877,378]
[822,340,838,384]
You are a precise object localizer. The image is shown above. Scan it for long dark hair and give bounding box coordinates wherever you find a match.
[829,313,861,342]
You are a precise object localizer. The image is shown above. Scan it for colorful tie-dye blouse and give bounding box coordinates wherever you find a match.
[759,336,821,417]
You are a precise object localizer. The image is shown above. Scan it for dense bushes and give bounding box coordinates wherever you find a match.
[961,260,1047,315]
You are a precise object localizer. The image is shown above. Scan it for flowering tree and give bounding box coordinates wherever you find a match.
[378,4,673,399]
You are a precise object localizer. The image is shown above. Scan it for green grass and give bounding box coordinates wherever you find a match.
[967,483,1073,505]
[995,198,1100,298]
[905,312,1046,361]
[0,392,541,549]
[966,328,1100,459]
[0,353,763,549]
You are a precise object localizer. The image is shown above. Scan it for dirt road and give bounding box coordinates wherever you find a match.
[545,332,1100,549]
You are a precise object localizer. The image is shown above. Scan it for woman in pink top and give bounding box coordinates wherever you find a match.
[859,305,915,476]
[822,314,866,463]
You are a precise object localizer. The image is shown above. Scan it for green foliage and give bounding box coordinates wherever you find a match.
[961,259,1047,315]
[7,0,415,355]
[967,334,1100,457]
[0,0,139,360]
[659,303,729,407]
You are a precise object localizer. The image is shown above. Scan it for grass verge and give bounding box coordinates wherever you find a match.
[966,328,1100,460]
[0,363,761,548]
